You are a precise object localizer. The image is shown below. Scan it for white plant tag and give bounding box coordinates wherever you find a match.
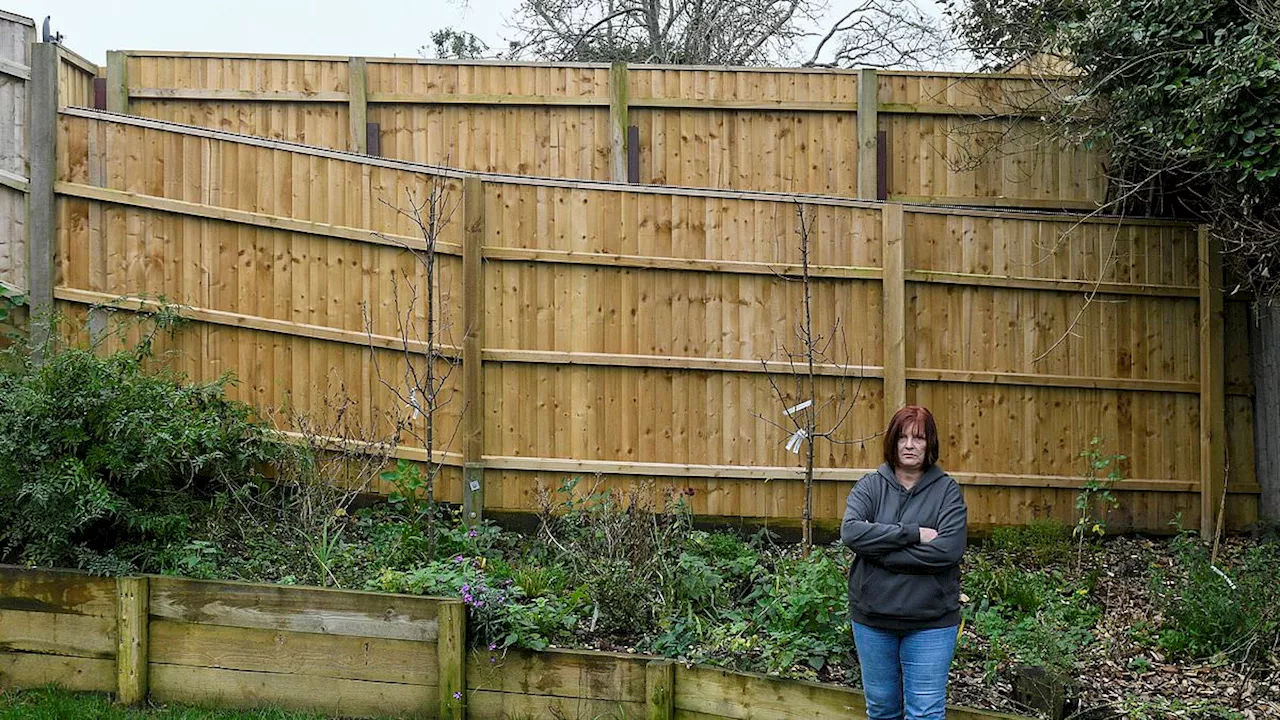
[784,399,813,417]
[408,387,421,420]
[785,428,807,454]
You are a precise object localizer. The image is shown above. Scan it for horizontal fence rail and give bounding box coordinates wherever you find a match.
[0,564,1031,720]
[92,52,1109,210]
[33,105,1257,536]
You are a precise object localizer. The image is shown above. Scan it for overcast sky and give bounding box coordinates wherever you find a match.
[6,0,963,68]
[6,0,520,64]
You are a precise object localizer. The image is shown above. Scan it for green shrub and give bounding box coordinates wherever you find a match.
[0,343,292,571]
[1153,536,1280,661]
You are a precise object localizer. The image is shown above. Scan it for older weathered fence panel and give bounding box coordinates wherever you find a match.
[49,108,1257,534]
[0,10,31,294]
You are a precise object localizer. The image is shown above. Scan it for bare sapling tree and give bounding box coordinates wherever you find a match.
[505,0,951,68]
[363,174,468,558]
[755,202,868,553]
[271,375,400,525]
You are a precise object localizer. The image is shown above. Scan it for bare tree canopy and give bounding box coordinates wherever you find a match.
[504,0,952,67]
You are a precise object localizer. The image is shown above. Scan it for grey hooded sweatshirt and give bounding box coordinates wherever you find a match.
[841,462,968,630]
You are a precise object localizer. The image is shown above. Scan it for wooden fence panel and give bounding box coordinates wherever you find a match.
[57,47,97,109]
[369,62,613,179]
[877,73,1107,208]
[125,53,351,150]
[57,113,469,484]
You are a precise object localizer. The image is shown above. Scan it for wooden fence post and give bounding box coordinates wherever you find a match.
[1199,226,1225,539]
[437,599,466,720]
[348,57,368,154]
[105,51,128,114]
[462,176,486,525]
[609,61,629,183]
[646,660,674,720]
[882,203,906,420]
[116,576,149,705]
[27,42,57,362]
[857,68,878,200]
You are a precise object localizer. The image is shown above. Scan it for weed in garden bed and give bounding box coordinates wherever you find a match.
[959,554,1101,676]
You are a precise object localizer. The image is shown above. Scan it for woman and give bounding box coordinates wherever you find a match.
[841,406,968,720]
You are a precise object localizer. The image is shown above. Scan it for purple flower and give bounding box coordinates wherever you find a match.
[475,601,485,608]
[453,691,462,700]
[488,643,496,651]
[453,554,464,563]
[468,529,478,537]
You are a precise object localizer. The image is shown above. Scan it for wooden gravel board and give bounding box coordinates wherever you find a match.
[148,619,439,685]
[150,663,438,719]
[674,664,867,719]
[148,576,442,641]
[0,651,115,693]
[0,609,116,658]
[467,689,645,720]
[466,646,649,702]
[0,565,117,617]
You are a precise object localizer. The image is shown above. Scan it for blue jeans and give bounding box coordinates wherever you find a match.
[852,622,958,720]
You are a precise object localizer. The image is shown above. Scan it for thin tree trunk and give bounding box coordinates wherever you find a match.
[802,210,815,553]
[424,190,439,557]
[1252,301,1280,522]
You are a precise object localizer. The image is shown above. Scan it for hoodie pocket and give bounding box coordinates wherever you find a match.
[854,562,951,620]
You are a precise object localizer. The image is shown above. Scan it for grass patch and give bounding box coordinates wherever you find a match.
[0,687,338,720]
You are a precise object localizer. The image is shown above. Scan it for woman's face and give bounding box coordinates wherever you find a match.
[896,423,927,472]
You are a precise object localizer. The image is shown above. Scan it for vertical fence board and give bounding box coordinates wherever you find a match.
[347,57,367,154]
[1199,227,1225,538]
[882,203,906,419]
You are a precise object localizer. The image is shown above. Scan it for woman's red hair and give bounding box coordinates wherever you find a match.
[883,405,940,469]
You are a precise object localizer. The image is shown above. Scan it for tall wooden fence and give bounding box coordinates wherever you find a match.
[103,52,1107,210]
[38,98,1258,535]
[0,564,1026,720]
